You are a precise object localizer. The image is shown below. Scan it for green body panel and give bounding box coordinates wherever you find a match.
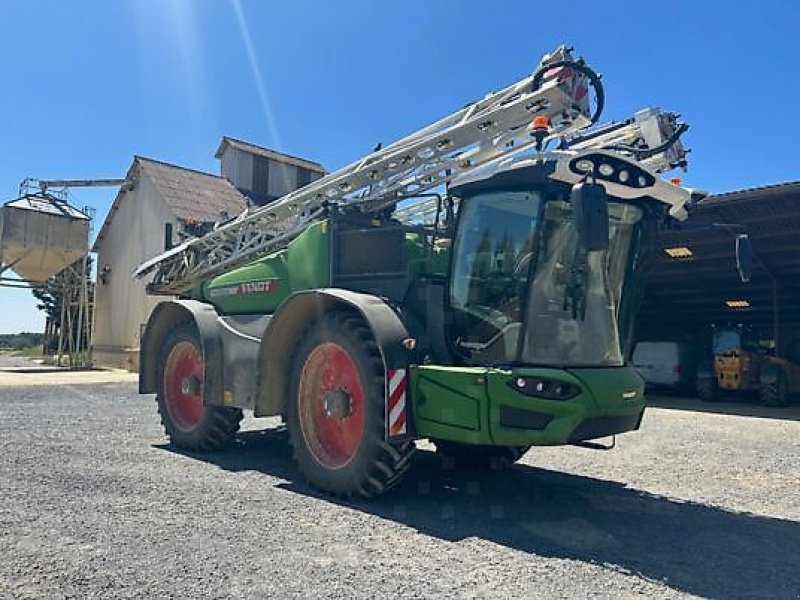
[195,222,447,315]
[412,365,645,446]
[198,221,330,314]
[405,234,449,278]
[412,366,489,443]
[428,244,449,275]
[286,221,331,291]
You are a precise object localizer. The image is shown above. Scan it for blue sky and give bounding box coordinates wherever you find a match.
[1,0,799,333]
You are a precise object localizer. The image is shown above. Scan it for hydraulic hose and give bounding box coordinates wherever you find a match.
[531,60,605,125]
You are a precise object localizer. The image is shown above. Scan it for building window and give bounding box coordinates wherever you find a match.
[164,223,173,251]
[297,167,312,188]
[252,156,271,200]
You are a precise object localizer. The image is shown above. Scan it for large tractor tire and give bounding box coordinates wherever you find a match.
[434,440,530,470]
[156,322,242,451]
[760,369,790,407]
[696,376,719,403]
[286,312,415,498]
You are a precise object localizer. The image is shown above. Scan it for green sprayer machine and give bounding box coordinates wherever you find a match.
[135,46,704,497]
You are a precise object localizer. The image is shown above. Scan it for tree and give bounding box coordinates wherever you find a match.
[0,332,44,350]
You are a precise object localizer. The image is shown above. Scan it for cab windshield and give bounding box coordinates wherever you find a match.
[449,189,644,367]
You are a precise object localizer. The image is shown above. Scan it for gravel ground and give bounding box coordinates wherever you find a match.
[0,354,137,387]
[0,354,42,370]
[0,381,798,599]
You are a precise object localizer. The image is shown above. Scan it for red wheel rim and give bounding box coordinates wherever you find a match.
[163,341,205,432]
[298,342,366,469]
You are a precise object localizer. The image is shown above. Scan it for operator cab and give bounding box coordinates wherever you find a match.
[446,159,649,369]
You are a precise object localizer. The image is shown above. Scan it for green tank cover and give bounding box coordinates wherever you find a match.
[199,222,449,315]
[199,221,331,314]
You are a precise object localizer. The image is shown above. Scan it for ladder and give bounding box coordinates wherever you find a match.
[135,46,650,295]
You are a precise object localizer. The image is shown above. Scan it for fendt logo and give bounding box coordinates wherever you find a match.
[209,279,281,298]
[238,280,280,295]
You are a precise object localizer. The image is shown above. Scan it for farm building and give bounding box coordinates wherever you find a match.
[91,157,247,369]
[216,136,325,205]
[91,140,325,370]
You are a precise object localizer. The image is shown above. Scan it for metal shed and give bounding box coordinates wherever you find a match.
[639,181,800,357]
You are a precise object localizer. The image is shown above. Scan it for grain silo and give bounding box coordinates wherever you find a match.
[0,194,90,282]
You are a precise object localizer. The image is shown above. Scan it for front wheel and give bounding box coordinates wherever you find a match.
[156,322,242,451]
[760,369,789,407]
[286,312,415,498]
[434,440,530,470]
[696,376,719,403]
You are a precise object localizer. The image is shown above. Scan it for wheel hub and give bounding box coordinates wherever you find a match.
[297,342,366,469]
[163,341,205,432]
[323,389,352,419]
[180,375,201,396]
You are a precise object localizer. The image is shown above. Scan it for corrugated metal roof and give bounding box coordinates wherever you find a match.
[214,136,326,173]
[92,156,247,252]
[701,180,800,206]
[4,194,89,220]
[639,179,800,335]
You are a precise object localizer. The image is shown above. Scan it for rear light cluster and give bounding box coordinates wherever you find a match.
[507,376,580,400]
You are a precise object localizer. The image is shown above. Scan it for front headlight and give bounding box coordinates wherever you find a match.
[507,376,580,400]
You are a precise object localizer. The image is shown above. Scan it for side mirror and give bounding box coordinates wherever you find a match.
[571,182,609,251]
[735,234,752,283]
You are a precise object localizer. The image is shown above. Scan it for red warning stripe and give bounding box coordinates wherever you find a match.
[388,368,407,436]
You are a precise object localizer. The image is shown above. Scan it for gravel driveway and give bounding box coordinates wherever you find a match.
[0,382,798,599]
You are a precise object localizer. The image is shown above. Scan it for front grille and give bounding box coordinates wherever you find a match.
[568,411,644,442]
[499,405,553,430]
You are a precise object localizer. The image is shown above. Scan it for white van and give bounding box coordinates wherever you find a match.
[632,341,700,394]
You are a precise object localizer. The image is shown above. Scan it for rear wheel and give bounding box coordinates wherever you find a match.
[434,440,530,470]
[760,369,789,407]
[156,322,242,451]
[696,375,719,402]
[286,312,415,498]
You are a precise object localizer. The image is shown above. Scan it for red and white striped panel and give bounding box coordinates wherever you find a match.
[387,368,407,436]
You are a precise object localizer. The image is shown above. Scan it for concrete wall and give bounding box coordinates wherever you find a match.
[93,176,176,371]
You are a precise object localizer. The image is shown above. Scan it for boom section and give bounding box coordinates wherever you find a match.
[136,46,600,295]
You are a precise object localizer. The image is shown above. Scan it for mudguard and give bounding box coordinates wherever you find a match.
[255,289,415,438]
[139,300,225,407]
